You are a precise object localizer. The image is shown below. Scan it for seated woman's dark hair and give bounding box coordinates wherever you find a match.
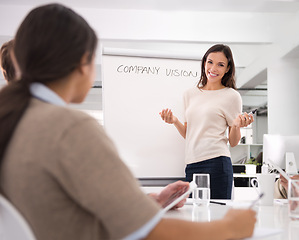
[0,4,97,167]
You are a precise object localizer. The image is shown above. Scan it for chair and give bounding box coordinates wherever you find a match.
[0,194,36,240]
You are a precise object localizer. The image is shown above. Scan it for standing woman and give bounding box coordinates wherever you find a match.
[160,44,254,199]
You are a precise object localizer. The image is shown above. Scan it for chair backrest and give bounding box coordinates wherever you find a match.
[0,194,36,240]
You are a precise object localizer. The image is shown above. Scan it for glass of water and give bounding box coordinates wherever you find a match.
[193,173,210,207]
[288,179,299,220]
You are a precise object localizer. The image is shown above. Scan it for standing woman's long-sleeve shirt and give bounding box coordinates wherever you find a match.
[183,87,242,165]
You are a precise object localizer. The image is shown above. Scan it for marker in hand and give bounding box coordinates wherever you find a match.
[249,109,257,115]
[245,108,257,117]
[243,108,257,121]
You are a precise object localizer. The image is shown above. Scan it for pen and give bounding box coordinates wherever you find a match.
[249,193,264,208]
[210,201,226,205]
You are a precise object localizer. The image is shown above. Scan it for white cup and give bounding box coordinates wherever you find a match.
[192,173,210,207]
[251,174,276,206]
[288,179,299,220]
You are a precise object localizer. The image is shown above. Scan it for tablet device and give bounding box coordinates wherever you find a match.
[161,181,197,214]
[268,159,299,192]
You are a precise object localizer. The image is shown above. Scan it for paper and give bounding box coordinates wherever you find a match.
[226,201,254,208]
[185,198,230,205]
[244,227,284,239]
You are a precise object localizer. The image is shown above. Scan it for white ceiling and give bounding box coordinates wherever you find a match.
[1,0,299,113]
[2,0,299,12]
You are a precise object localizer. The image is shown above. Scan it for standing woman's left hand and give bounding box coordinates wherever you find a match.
[232,112,254,128]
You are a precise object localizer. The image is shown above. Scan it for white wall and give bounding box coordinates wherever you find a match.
[268,58,299,135]
[253,116,268,144]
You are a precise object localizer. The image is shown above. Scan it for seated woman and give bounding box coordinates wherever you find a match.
[275,174,299,199]
[0,3,256,240]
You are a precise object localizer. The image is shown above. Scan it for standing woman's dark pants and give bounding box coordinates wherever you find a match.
[185,156,233,199]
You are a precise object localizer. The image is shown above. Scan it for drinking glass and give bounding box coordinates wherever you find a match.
[192,173,210,207]
[288,179,299,220]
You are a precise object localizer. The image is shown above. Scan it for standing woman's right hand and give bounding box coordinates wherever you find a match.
[159,108,178,124]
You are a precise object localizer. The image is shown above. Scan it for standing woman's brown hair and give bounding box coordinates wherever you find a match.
[0,4,97,168]
[197,44,236,89]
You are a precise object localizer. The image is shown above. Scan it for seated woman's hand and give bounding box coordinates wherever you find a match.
[149,181,189,209]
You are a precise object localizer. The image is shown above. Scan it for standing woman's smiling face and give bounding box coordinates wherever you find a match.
[204,51,230,87]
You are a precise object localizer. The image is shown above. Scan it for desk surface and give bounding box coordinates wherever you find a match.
[163,199,299,240]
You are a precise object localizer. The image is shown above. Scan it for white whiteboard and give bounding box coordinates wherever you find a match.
[102,52,201,178]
